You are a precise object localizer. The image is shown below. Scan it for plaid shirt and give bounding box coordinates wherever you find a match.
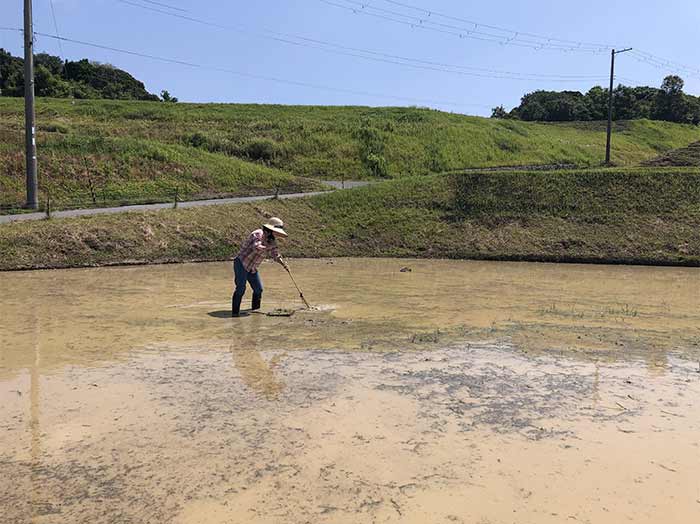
[237,229,280,272]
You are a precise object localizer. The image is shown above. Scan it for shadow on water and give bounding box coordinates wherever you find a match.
[208,310,232,319]
[208,309,258,318]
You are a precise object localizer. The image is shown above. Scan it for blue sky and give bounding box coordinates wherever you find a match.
[1,0,699,115]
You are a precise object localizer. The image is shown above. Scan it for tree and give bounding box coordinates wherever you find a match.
[514,90,592,122]
[161,90,178,103]
[688,97,700,125]
[586,86,608,120]
[499,76,700,125]
[1,50,160,101]
[35,53,64,75]
[661,75,684,96]
[35,64,72,98]
[627,87,658,120]
[655,75,692,123]
[490,105,509,119]
[0,48,24,96]
[613,86,641,120]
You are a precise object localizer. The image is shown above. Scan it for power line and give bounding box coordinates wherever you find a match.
[374,1,700,79]
[349,0,611,51]
[629,50,700,80]
[322,1,700,83]
[33,31,492,109]
[616,76,647,86]
[130,0,189,12]
[334,0,580,49]
[48,0,64,56]
[114,0,609,83]
[0,27,665,91]
[0,27,683,91]
[319,0,613,53]
[377,0,614,49]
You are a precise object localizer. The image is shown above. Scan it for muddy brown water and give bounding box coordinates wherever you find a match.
[1,258,699,523]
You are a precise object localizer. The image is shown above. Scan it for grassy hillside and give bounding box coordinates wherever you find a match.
[2,168,699,270]
[1,98,699,210]
[0,136,327,209]
[644,141,700,166]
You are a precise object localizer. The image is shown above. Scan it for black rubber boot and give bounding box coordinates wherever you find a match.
[251,293,262,311]
[232,293,243,317]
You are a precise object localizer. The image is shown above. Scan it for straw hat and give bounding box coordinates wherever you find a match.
[263,217,288,237]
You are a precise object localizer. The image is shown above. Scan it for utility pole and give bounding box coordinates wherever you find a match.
[24,0,39,209]
[605,47,633,165]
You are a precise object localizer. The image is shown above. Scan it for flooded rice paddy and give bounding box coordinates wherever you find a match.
[1,258,699,523]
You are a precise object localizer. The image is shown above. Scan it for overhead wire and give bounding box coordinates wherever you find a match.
[0,28,657,93]
[129,0,189,12]
[115,0,609,83]
[32,30,491,109]
[376,0,615,49]
[628,49,700,80]
[320,0,700,84]
[334,0,600,50]
[318,0,614,53]
[48,0,64,56]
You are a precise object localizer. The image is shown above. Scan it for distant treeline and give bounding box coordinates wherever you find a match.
[493,76,700,125]
[0,49,175,102]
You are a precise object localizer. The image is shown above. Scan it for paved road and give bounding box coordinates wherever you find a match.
[0,180,370,224]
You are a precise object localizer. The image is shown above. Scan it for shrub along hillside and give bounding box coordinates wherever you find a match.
[1,97,699,209]
[1,168,698,270]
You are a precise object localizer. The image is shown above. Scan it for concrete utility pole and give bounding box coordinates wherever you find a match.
[605,47,633,165]
[24,0,39,209]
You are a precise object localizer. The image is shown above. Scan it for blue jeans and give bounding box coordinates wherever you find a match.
[232,257,263,313]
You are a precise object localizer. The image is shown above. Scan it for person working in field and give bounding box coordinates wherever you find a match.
[232,217,289,317]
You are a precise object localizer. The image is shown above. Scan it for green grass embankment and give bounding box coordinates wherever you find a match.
[2,98,699,209]
[1,168,699,270]
[0,133,326,211]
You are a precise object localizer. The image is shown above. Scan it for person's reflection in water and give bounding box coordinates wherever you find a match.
[230,314,285,400]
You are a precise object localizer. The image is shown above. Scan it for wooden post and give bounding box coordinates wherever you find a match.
[45,190,51,220]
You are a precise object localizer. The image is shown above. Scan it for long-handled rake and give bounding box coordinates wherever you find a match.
[283,262,311,309]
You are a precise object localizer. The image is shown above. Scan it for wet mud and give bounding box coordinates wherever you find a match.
[1,258,699,523]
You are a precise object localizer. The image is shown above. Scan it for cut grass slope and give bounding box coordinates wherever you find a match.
[643,141,700,167]
[2,168,698,270]
[1,98,699,209]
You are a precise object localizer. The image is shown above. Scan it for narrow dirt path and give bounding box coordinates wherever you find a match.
[0,181,370,224]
